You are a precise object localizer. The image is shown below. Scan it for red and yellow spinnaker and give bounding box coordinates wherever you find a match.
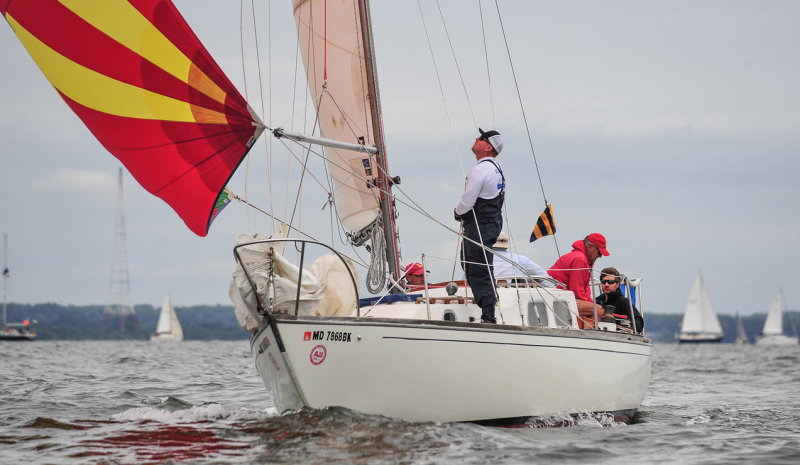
[1,0,264,236]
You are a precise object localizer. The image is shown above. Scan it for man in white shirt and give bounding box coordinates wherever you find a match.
[454,128,505,323]
[491,233,554,287]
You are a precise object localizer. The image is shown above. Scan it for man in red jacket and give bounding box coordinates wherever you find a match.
[547,233,609,329]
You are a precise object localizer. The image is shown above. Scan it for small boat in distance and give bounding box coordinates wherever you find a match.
[1,234,36,342]
[756,290,797,346]
[151,293,183,342]
[735,311,749,345]
[677,273,724,343]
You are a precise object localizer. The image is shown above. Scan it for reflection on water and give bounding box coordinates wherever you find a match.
[1,341,800,464]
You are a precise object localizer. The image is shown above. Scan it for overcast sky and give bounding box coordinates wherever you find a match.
[1,1,798,318]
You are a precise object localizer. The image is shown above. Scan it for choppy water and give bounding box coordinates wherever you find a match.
[2,341,799,464]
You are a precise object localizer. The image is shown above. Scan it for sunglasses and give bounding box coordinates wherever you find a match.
[600,279,617,285]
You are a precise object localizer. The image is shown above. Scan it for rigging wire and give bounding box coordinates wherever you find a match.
[417,0,465,178]
[491,2,545,205]
[491,0,560,256]
[250,0,276,234]
[240,0,254,237]
[240,1,249,102]
[268,0,275,234]
[230,195,368,269]
[435,0,478,129]
[285,39,301,220]
[478,0,496,127]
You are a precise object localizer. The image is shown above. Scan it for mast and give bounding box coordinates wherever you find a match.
[2,234,7,332]
[357,0,402,292]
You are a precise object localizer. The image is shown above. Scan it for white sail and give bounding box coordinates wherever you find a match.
[735,311,748,344]
[293,0,382,233]
[761,290,784,335]
[169,300,184,338]
[154,293,183,340]
[680,273,723,335]
[155,293,172,335]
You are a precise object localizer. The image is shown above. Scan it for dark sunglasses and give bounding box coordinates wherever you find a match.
[600,279,617,285]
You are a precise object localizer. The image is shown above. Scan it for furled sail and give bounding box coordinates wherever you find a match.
[680,273,723,335]
[762,290,784,335]
[2,0,264,236]
[293,0,382,232]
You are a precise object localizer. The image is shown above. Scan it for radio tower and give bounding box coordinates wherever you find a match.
[100,168,137,334]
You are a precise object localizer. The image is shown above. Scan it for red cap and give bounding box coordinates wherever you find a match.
[587,233,610,256]
[404,263,424,276]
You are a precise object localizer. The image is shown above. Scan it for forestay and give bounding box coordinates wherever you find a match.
[292,0,382,232]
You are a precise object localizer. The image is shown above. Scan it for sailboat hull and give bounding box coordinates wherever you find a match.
[150,333,183,342]
[252,315,652,425]
[0,332,36,341]
[676,333,723,344]
[755,334,798,346]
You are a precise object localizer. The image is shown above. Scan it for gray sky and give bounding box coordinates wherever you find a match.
[1,1,798,317]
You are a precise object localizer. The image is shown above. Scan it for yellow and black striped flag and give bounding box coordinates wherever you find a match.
[530,204,556,242]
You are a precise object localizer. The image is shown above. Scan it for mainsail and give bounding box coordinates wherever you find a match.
[292,0,383,233]
[762,290,784,336]
[155,293,183,338]
[735,311,749,344]
[680,273,723,335]
[2,0,264,236]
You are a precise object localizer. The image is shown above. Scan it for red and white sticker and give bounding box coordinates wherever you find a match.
[303,331,312,341]
[269,353,280,371]
[310,345,327,365]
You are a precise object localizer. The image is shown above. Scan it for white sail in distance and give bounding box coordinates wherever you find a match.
[680,273,723,335]
[155,293,183,339]
[293,0,382,233]
[762,290,784,335]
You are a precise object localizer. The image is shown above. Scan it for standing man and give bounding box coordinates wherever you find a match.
[547,233,609,329]
[455,128,505,323]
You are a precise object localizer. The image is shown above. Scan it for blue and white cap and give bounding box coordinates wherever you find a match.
[478,128,503,155]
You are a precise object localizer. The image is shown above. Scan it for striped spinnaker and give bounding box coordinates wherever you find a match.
[2,0,264,236]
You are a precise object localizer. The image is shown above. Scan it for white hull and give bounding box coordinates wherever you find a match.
[252,315,651,424]
[755,334,798,346]
[676,332,723,343]
[150,333,183,341]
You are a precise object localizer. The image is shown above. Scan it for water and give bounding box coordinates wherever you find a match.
[2,341,799,464]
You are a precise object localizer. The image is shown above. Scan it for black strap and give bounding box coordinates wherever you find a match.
[479,158,505,193]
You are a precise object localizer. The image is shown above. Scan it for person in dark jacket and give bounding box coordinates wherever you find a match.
[595,267,644,332]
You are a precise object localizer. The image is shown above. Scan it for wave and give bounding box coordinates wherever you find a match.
[112,404,278,423]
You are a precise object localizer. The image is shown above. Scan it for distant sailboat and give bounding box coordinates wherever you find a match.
[150,293,183,341]
[1,234,36,342]
[756,290,797,345]
[735,311,749,345]
[677,273,724,343]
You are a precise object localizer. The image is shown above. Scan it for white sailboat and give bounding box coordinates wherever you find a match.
[735,311,749,345]
[150,293,183,342]
[1,234,36,342]
[229,0,652,426]
[756,290,797,345]
[677,273,723,343]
